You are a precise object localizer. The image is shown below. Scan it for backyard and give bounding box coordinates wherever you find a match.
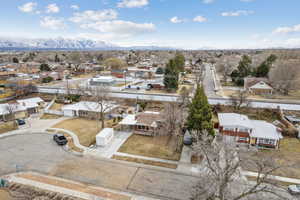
[240,137,300,179]
[118,134,182,161]
[52,118,102,147]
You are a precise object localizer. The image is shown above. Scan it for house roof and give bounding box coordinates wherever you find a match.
[62,101,117,113]
[244,77,272,90]
[17,97,44,109]
[136,111,162,127]
[249,81,273,90]
[119,114,137,125]
[218,113,283,140]
[250,120,283,140]
[218,113,253,129]
[90,76,115,83]
[0,103,26,115]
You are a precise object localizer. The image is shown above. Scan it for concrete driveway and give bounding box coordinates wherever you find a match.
[0,133,199,200]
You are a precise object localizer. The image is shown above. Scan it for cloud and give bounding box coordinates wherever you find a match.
[46,3,60,13]
[221,10,254,17]
[71,5,80,10]
[202,0,214,4]
[117,0,149,8]
[40,16,65,30]
[80,20,155,38]
[193,16,207,23]
[170,16,184,24]
[69,9,118,23]
[18,2,37,13]
[273,24,300,34]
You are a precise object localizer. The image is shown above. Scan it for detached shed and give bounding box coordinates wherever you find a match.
[96,128,114,147]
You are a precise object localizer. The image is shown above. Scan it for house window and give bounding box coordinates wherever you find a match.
[238,137,248,142]
[224,127,235,131]
[258,138,275,145]
[238,128,249,133]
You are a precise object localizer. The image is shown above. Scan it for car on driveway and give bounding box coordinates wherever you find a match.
[53,134,68,145]
[288,184,300,195]
[16,119,26,126]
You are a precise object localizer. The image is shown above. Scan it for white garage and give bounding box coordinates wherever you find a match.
[96,128,114,147]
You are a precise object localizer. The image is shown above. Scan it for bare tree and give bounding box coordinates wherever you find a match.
[158,103,185,152]
[230,90,250,110]
[85,85,113,128]
[191,132,288,200]
[270,59,300,95]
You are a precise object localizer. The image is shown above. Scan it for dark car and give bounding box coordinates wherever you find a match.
[16,119,26,126]
[53,134,68,145]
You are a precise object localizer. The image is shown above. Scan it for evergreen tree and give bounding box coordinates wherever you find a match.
[174,52,185,72]
[54,54,60,63]
[255,54,277,77]
[164,59,179,91]
[40,63,51,71]
[186,85,214,137]
[237,55,252,78]
[12,57,19,63]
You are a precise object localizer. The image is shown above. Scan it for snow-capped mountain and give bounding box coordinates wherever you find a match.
[0,38,117,49]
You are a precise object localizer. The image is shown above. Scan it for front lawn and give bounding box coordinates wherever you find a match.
[241,137,300,179]
[40,114,61,120]
[118,134,182,161]
[52,118,102,147]
[49,103,64,110]
[0,121,17,134]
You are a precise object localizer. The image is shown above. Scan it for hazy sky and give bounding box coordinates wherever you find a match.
[1,0,300,49]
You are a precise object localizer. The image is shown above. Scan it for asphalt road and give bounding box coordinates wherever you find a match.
[202,63,219,98]
[0,133,199,200]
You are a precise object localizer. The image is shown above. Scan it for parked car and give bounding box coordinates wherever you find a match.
[288,184,300,195]
[53,134,68,145]
[16,119,26,126]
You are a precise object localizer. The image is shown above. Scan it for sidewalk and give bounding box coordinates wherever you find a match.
[243,171,300,184]
[4,172,159,200]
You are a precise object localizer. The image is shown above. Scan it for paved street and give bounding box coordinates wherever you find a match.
[202,63,219,98]
[0,133,199,200]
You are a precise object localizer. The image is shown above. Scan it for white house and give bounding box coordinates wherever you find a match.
[218,113,283,149]
[62,101,118,119]
[89,76,116,86]
[17,97,45,114]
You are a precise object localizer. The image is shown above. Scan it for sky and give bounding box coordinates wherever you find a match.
[1,0,300,49]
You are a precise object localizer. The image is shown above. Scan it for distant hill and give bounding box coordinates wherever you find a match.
[0,38,177,51]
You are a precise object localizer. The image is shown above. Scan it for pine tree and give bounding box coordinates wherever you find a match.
[186,85,214,137]
[174,52,185,72]
[255,54,277,77]
[164,59,179,91]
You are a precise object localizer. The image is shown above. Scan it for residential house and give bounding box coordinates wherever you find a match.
[218,113,283,149]
[244,77,274,95]
[89,76,116,86]
[61,101,118,119]
[119,111,163,136]
[0,103,27,121]
[17,97,45,114]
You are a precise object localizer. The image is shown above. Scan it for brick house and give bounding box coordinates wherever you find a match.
[244,77,274,95]
[218,113,283,149]
[119,111,163,136]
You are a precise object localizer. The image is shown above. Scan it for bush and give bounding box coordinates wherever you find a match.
[42,76,53,83]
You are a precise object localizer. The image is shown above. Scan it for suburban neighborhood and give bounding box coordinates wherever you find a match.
[1,0,300,200]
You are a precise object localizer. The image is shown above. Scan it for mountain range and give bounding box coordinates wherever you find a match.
[0,38,176,51]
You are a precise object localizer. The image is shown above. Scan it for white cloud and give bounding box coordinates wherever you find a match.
[193,16,207,23]
[71,5,80,10]
[273,24,300,34]
[117,0,149,8]
[40,16,65,30]
[70,9,118,23]
[221,10,254,17]
[18,2,37,13]
[202,0,214,4]
[80,20,155,38]
[46,4,60,13]
[170,16,184,24]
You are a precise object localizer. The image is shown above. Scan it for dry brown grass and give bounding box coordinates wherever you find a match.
[50,103,64,111]
[40,114,61,120]
[0,121,17,134]
[52,118,102,147]
[243,137,300,179]
[112,155,178,169]
[118,134,181,161]
[0,189,12,200]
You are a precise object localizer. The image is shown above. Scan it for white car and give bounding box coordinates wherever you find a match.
[288,185,300,195]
